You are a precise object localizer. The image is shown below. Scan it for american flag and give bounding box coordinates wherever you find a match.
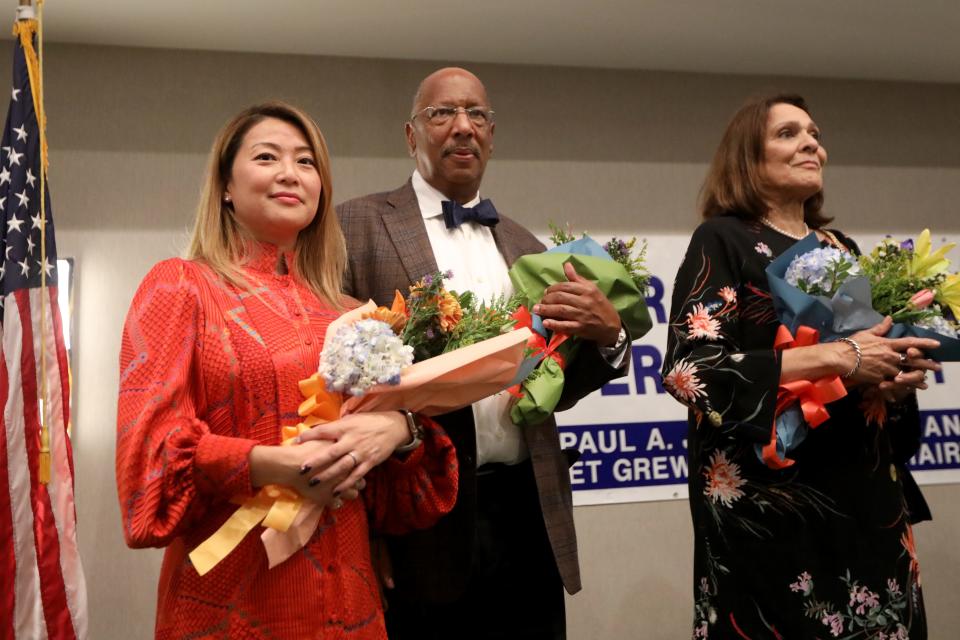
[0,15,87,640]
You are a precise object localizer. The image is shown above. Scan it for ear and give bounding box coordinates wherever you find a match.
[404,121,417,158]
[488,121,495,157]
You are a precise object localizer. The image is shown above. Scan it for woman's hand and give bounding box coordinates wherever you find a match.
[248,440,360,507]
[296,412,412,494]
[843,317,941,386]
[872,345,938,402]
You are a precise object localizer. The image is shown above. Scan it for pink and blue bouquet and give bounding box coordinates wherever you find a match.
[766,230,960,361]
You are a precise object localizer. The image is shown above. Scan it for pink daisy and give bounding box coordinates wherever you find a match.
[703,450,745,507]
[663,359,707,404]
[718,286,737,303]
[686,303,721,340]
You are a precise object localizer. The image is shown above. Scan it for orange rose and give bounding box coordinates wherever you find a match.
[437,291,462,333]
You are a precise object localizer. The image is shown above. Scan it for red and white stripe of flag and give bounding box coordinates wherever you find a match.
[1,286,87,639]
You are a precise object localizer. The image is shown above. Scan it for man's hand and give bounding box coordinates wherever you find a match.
[533,262,621,345]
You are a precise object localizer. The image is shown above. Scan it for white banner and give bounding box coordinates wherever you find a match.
[552,233,960,506]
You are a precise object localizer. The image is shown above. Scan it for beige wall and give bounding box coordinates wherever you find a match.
[12,42,960,638]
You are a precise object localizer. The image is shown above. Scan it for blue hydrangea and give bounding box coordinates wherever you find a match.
[319,319,414,396]
[784,247,860,297]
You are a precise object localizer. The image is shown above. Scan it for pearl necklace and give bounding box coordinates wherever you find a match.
[760,216,810,240]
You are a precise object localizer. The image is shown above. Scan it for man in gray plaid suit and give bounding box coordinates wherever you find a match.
[336,67,629,639]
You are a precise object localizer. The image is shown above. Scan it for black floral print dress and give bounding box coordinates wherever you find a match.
[662,216,928,640]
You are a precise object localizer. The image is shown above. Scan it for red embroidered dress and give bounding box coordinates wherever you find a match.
[116,246,458,639]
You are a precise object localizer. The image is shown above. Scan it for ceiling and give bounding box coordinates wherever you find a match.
[21,0,960,84]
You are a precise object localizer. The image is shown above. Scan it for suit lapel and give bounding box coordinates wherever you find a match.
[382,181,439,284]
[491,222,526,267]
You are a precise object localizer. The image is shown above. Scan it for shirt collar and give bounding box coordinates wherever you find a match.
[242,241,296,277]
[411,169,481,220]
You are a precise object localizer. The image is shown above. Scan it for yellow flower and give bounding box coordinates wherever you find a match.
[437,291,462,333]
[909,229,955,278]
[937,273,960,321]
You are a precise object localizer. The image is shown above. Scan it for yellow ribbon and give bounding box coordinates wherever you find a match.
[188,378,341,576]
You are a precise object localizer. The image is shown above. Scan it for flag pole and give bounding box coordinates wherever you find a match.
[13,0,52,484]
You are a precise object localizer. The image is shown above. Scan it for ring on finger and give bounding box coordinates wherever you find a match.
[898,353,909,369]
[347,451,359,468]
[331,497,344,510]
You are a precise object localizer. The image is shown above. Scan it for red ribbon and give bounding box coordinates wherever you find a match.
[761,325,848,470]
[507,307,571,398]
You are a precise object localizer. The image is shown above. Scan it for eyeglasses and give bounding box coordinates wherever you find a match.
[411,105,495,127]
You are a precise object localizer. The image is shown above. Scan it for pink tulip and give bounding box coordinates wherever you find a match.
[909,289,935,309]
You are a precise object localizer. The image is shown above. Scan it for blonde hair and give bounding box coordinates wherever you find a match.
[187,101,346,309]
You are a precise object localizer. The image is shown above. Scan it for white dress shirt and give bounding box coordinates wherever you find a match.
[410,170,529,466]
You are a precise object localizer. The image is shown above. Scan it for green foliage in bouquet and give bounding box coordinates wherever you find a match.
[547,222,584,246]
[603,236,651,292]
[397,271,522,362]
[860,240,946,324]
[548,222,651,292]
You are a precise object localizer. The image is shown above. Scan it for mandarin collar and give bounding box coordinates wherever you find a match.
[242,242,297,277]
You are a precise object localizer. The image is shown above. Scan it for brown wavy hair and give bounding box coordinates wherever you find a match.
[699,93,831,228]
[187,101,346,309]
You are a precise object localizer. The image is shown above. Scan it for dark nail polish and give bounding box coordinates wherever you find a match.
[333,491,341,497]
[308,477,320,487]
[299,465,311,475]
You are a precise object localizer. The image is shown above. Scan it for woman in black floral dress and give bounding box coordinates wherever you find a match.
[662,94,942,639]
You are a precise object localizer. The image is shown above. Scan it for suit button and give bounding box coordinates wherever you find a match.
[463,454,474,466]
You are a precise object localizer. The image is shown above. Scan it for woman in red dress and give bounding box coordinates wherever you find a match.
[116,102,457,639]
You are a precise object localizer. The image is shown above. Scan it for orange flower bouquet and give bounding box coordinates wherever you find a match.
[327,284,535,415]
[259,272,534,566]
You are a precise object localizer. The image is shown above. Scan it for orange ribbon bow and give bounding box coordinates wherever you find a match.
[506,306,569,398]
[760,325,848,470]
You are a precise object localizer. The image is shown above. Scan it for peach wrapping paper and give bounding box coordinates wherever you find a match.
[262,300,532,568]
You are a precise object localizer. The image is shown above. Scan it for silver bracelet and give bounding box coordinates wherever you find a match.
[838,337,862,379]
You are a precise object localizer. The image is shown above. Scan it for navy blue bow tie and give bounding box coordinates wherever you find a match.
[441,199,500,229]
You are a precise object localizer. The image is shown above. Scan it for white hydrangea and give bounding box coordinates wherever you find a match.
[784,247,860,297]
[915,314,959,339]
[319,319,414,395]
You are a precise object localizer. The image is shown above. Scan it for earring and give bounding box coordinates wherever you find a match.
[223,194,232,204]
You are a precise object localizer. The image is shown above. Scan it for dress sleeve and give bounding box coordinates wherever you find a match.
[116,260,258,549]
[661,222,781,443]
[362,416,458,534]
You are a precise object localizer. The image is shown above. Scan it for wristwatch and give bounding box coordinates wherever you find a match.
[394,410,423,454]
[600,326,628,353]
